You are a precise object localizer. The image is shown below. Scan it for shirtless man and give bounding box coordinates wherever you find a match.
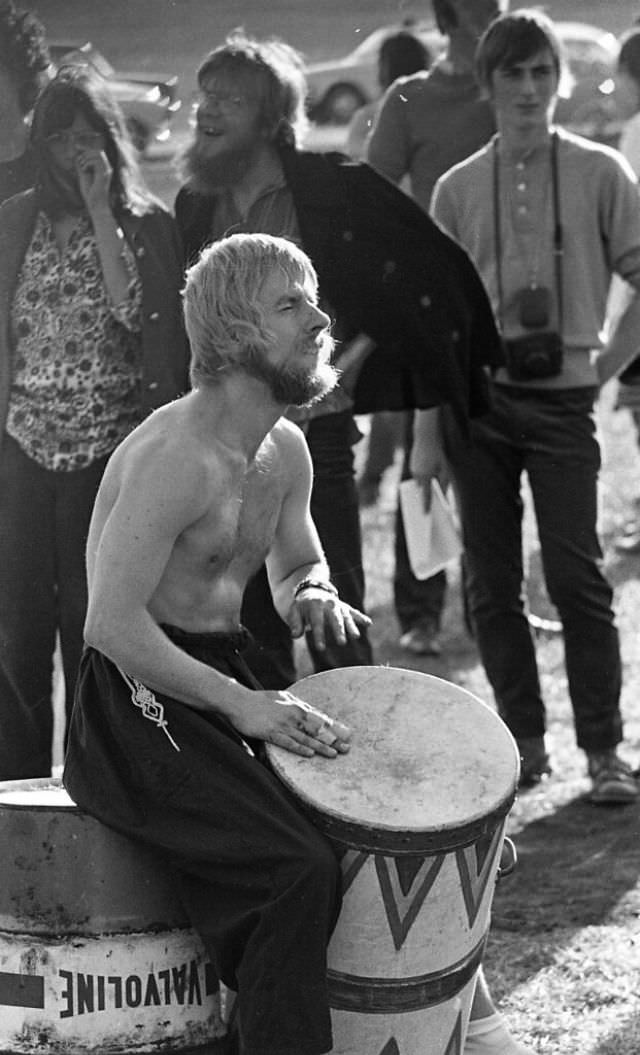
[63,232,369,1055]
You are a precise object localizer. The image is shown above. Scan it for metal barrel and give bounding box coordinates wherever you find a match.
[0,778,224,1053]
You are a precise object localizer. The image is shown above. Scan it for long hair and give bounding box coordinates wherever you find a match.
[0,0,50,115]
[196,30,309,149]
[30,65,156,218]
[183,233,319,389]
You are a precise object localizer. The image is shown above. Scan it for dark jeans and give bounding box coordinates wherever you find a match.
[0,433,108,779]
[394,416,447,634]
[360,410,405,483]
[446,385,623,752]
[241,410,374,689]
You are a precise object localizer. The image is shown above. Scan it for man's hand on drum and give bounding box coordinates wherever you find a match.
[287,586,371,653]
[234,691,352,758]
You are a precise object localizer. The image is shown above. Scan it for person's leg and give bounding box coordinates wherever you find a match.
[305,411,374,670]
[0,435,57,778]
[358,410,404,504]
[447,392,546,753]
[55,454,109,744]
[524,388,635,800]
[464,968,533,1055]
[394,418,447,653]
[64,641,340,1055]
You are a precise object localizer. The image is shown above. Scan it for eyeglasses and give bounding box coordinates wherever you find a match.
[195,88,247,113]
[44,130,105,150]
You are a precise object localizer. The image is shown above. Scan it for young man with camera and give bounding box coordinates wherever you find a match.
[413,9,640,802]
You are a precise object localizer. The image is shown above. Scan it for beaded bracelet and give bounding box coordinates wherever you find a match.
[293,577,339,601]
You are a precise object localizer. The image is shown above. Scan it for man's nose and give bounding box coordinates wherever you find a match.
[309,303,331,331]
[520,72,537,94]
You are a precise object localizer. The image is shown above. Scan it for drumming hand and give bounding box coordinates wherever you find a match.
[288,590,371,653]
[234,690,352,758]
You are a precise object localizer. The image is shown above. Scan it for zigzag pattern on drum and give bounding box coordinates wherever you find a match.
[338,827,502,951]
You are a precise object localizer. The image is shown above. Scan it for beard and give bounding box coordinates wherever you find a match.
[179,131,262,195]
[239,333,339,407]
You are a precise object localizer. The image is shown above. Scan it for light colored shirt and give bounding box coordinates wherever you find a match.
[431,128,640,388]
[7,210,142,470]
[367,63,495,210]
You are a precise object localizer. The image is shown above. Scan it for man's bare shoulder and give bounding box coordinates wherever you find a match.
[267,416,313,471]
[101,398,227,519]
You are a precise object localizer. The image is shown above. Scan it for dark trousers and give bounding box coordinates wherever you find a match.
[64,629,341,1055]
[0,433,107,779]
[242,410,373,689]
[394,418,447,633]
[446,385,623,752]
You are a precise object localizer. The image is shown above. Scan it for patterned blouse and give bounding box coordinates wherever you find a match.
[6,210,143,471]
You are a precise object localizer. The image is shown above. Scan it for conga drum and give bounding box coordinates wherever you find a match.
[267,666,520,1055]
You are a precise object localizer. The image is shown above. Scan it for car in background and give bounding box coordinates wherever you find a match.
[48,42,181,154]
[306,19,620,145]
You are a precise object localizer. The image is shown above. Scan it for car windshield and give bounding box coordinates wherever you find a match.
[50,43,115,79]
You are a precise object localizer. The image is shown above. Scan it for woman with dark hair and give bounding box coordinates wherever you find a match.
[0,66,189,780]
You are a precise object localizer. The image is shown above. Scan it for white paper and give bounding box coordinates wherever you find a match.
[399,478,463,580]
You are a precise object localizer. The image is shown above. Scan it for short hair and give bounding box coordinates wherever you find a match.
[183,233,319,388]
[196,30,308,148]
[30,65,155,217]
[432,0,459,35]
[378,30,431,88]
[0,1,50,115]
[619,28,640,87]
[475,9,566,94]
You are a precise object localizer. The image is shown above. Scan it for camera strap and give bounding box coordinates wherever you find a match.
[493,131,564,336]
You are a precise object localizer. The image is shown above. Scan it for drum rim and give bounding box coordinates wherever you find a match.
[295,790,516,856]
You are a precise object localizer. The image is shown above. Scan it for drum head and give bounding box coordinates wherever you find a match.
[267,667,519,853]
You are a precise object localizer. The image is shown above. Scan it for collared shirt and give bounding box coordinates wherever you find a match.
[7,210,143,470]
[432,127,640,388]
[210,172,352,425]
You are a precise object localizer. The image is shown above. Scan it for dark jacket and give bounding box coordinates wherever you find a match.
[175,146,502,429]
[0,189,189,456]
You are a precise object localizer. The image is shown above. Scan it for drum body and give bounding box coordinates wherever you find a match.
[267,667,520,1055]
[0,778,224,1053]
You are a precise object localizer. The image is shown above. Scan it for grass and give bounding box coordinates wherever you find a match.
[324,383,640,1054]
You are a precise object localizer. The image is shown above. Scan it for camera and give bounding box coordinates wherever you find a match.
[502,331,563,381]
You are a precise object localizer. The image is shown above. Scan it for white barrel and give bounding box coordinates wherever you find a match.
[267,666,520,1055]
[0,778,224,1053]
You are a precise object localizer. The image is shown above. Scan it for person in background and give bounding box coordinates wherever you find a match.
[0,0,49,203]
[0,66,189,780]
[421,9,640,802]
[347,29,432,508]
[175,32,501,690]
[367,0,505,658]
[347,29,432,161]
[611,26,640,554]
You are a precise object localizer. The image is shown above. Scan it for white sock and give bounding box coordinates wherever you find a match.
[463,1012,534,1055]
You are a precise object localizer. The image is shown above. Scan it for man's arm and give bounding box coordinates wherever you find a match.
[598,249,640,385]
[266,423,371,651]
[366,83,412,185]
[85,437,350,757]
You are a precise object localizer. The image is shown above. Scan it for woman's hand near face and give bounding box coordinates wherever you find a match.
[76,149,112,217]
